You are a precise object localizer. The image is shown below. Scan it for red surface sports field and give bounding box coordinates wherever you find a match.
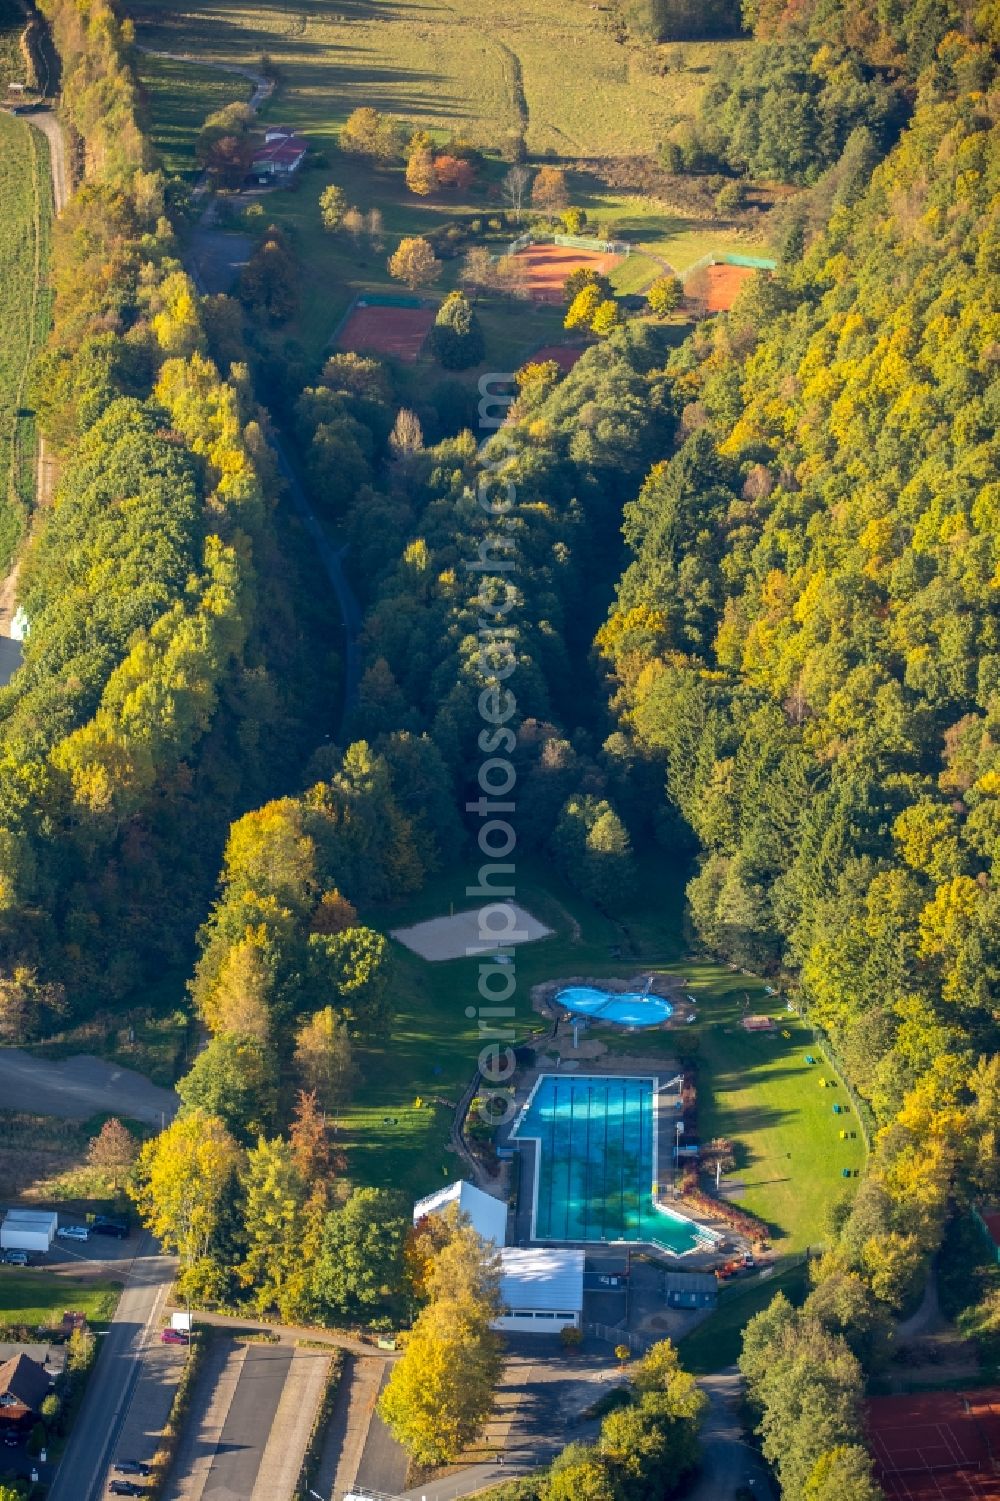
[685,261,758,313]
[514,243,624,301]
[867,1390,1000,1500]
[337,302,436,362]
[530,344,585,373]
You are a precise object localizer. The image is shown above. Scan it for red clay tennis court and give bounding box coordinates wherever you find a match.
[529,343,585,372]
[685,261,758,313]
[867,1391,1000,1500]
[513,243,624,302]
[337,300,436,362]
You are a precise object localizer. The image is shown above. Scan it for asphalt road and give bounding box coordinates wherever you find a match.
[47,1235,177,1501]
[0,1047,178,1124]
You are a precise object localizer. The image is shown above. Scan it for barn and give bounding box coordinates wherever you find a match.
[250,128,307,180]
[1,1209,57,1253]
[493,1247,585,1333]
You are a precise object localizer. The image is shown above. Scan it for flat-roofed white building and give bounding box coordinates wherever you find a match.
[493,1247,585,1334]
[1,1210,57,1253]
[412,1179,508,1246]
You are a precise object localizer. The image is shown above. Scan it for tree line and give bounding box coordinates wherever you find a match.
[596,21,999,1499]
[0,0,334,1032]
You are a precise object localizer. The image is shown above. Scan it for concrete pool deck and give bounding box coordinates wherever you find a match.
[532,973,697,1030]
[502,1051,738,1263]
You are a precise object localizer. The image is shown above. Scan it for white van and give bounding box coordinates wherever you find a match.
[57,1224,89,1241]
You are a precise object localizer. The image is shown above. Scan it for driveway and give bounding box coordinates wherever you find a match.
[683,1368,773,1501]
[0,1048,178,1124]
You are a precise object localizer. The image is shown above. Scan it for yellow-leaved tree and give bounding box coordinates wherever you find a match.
[132,1109,243,1299]
[378,1214,502,1464]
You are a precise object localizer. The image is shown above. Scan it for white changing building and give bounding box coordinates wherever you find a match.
[495,1246,585,1333]
[412,1178,509,1246]
[412,1179,585,1334]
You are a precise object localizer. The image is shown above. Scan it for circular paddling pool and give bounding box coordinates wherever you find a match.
[556,985,673,1028]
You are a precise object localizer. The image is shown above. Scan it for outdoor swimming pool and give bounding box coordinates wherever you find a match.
[511,1074,709,1255]
[556,985,673,1028]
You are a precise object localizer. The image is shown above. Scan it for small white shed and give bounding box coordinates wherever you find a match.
[493,1247,585,1334]
[1,1210,57,1253]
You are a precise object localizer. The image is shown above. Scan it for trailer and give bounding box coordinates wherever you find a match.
[1,1209,57,1253]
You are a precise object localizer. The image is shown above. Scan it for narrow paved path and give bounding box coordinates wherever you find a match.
[683,1368,773,1501]
[134,46,274,113]
[896,1265,942,1339]
[187,1308,391,1360]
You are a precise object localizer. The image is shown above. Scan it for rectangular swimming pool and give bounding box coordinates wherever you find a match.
[511,1074,709,1255]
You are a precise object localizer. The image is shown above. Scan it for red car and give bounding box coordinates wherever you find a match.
[160,1328,189,1345]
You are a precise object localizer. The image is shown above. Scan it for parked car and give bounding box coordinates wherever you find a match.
[160,1328,189,1345]
[113,1460,151,1477]
[2,1430,21,1447]
[92,1219,129,1239]
[57,1224,89,1241]
[2,1250,30,1266]
[109,1483,145,1497]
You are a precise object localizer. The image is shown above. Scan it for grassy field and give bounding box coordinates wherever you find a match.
[678,1258,810,1374]
[348,853,866,1248]
[0,106,53,570]
[127,0,742,160]
[0,1270,121,1330]
[0,1110,149,1205]
[138,51,252,175]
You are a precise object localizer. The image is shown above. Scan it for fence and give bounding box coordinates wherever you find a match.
[503,231,632,258]
[813,1031,875,1152]
[584,1321,655,1354]
[552,232,631,256]
[506,231,532,256]
[681,250,777,282]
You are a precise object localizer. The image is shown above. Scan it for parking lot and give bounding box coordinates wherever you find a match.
[163,1334,332,1501]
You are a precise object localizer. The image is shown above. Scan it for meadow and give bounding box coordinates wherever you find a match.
[0,108,53,570]
[126,0,772,369]
[127,0,742,160]
[0,1269,120,1330]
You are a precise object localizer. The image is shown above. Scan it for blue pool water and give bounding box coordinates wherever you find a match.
[557,985,673,1028]
[511,1074,706,1254]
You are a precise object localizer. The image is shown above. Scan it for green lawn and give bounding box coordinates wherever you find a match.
[0,106,53,569]
[0,1270,121,1330]
[678,1259,810,1374]
[138,52,252,176]
[602,967,866,1252]
[348,855,865,1248]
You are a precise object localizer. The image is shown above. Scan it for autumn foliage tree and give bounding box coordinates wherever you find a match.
[388,236,440,290]
[378,1218,502,1463]
[87,1118,139,1189]
[531,165,570,210]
